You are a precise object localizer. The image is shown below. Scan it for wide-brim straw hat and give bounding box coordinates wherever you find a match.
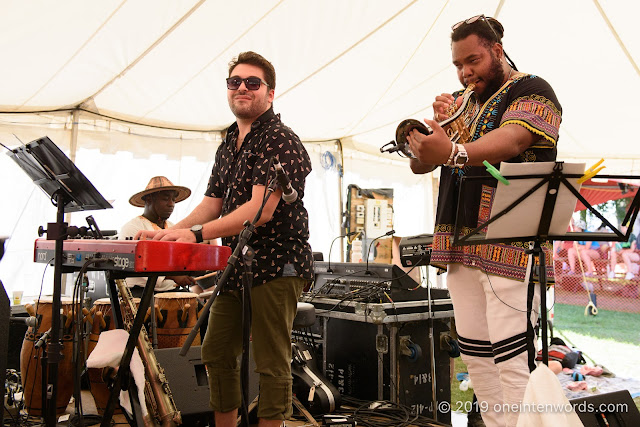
[129,176,191,207]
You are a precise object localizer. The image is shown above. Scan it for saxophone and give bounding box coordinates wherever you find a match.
[440,81,479,145]
[116,279,182,426]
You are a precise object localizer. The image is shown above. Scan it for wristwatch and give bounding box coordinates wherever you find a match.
[453,144,469,167]
[190,224,203,243]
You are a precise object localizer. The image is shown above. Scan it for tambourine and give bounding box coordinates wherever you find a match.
[380,83,480,158]
[379,119,431,158]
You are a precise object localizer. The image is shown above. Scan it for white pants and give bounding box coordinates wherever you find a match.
[447,263,540,427]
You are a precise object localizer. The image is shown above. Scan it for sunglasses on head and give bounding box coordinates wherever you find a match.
[452,14,500,40]
[226,76,270,91]
[451,14,518,71]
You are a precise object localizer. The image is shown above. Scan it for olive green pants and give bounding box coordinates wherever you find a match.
[201,276,305,420]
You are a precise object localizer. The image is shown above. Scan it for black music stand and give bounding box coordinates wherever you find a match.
[6,136,112,425]
[452,161,640,365]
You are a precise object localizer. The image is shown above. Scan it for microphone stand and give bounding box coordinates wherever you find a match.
[327,232,357,273]
[365,230,395,274]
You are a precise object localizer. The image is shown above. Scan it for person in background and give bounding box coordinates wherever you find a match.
[566,231,593,277]
[119,176,197,296]
[609,225,638,280]
[567,222,609,277]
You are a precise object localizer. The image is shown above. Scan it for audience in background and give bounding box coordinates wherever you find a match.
[560,219,639,280]
[566,221,596,275]
[609,225,639,280]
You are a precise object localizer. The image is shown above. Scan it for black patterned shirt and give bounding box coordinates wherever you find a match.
[205,107,313,288]
[431,73,562,281]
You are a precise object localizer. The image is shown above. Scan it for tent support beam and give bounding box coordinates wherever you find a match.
[337,139,345,261]
[62,109,81,295]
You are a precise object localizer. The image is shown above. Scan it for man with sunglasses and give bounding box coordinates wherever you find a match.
[137,51,313,427]
[408,16,562,427]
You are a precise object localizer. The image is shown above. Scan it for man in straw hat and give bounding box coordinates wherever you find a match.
[119,176,196,295]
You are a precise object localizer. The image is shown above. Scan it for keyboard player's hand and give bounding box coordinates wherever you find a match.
[135,229,160,240]
[166,275,196,288]
[154,228,196,243]
[136,228,196,242]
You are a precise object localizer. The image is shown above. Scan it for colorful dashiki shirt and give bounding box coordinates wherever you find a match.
[431,73,562,282]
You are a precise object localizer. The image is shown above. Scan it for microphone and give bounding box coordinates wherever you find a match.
[34,327,52,349]
[273,160,298,204]
[327,231,358,273]
[10,316,39,328]
[67,226,117,239]
[86,215,104,239]
[365,229,396,274]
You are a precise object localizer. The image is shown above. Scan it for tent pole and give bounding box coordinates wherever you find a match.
[63,109,80,295]
[66,109,80,227]
[337,140,345,262]
[69,109,80,163]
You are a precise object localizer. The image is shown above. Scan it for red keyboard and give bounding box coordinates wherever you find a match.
[34,239,231,273]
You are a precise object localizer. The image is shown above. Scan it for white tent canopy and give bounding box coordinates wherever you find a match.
[2,0,639,161]
[1,0,639,297]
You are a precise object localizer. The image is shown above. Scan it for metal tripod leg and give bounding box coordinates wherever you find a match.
[240,394,320,427]
[292,396,320,427]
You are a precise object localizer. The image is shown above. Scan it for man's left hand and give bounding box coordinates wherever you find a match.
[152,228,196,243]
[407,118,452,165]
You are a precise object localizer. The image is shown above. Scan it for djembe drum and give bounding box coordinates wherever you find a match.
[153,292,200,348]
[20,297,78,416]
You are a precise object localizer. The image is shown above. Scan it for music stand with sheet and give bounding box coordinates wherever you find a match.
[452,161,640,365]
[6,136,112,425]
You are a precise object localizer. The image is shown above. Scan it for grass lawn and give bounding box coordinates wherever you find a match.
[553,303,640,345]
[450,357,473,413]
[451,304,640,412]
[451,357,640,413]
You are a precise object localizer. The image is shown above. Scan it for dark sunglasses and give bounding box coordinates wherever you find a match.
[226,76,270,91]
[451,14,518,71]
[452,15,500,40]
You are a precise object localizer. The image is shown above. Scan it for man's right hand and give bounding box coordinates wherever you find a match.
[166,275,196,288]
[432,93,462,122]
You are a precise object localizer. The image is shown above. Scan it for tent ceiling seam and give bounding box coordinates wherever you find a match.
[593,0,640,77]
[492,0,506,19]
[88,0,208,106]
[342,0,451,136]
[141,0,286,119]
[277,0,420,100]
[17,0,129,110]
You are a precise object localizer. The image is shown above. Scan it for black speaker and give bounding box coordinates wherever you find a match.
[7,305,28,371]
[570,390,640,426]
[154,344,260,422]
[155,345,212,421]
[1,281,10,422]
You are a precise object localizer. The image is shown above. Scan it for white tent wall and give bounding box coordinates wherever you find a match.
[0,112,434,299]
[3,0,640,298]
